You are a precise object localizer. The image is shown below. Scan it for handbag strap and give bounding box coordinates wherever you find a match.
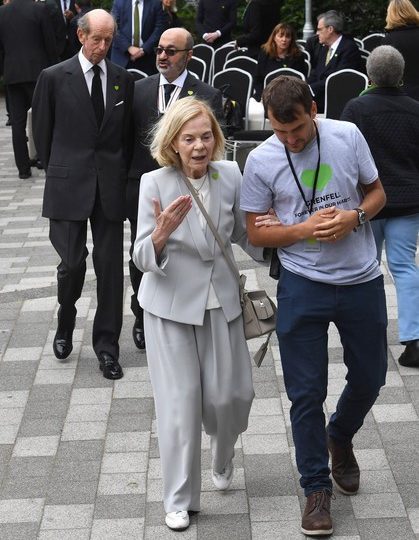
[182,173,242,286]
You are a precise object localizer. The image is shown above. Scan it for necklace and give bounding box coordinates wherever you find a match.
[190,172,208,194]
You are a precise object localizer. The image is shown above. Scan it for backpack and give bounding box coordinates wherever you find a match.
[219,84,244,136]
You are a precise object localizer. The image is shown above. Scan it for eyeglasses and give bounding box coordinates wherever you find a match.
[154,47,191,56]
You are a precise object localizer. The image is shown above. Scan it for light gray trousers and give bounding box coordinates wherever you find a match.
[144,308,254,512]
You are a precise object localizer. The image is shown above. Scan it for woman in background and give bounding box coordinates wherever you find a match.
[253,22,306,101]
[383,0,419,100]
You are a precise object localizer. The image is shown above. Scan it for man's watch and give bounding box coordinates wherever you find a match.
[354,207,367,226]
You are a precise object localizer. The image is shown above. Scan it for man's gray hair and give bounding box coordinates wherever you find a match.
[78,10,117,34]
[318,10,344,34]
[366,45,405,87]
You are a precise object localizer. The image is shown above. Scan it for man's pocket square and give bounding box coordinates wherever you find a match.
[115,101,124,107]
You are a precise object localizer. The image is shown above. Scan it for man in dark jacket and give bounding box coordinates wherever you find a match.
[127,27,224,350]
[195,0,237,48]
[308,10,362,112]
[0,0,58,178]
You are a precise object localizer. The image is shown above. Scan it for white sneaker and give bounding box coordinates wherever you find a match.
[165,510,190,530]
[212,461,234,490]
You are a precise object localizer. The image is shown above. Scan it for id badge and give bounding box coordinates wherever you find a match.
[304,238,321,252]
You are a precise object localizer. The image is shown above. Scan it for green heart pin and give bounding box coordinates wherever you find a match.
[301,164,332,190]
[187,90,194,95]
[211,172,219,180]
[114,85,120,91]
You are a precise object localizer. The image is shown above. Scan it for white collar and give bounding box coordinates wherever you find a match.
[328,34,343,55]
[78,49,107,76]
[159,69,188,88]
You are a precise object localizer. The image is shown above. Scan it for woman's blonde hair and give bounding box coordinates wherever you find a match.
[385,0,419,29]
[150,97,225,168]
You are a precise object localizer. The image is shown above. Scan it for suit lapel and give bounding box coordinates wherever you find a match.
[179,73,199,99]
[205,164,221,252]
[176,171,213,262]
[102,60,121,129]
[66,56,97,127]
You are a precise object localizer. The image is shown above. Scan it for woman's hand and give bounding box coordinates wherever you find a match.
[151,195,192,256]
[254,208,282,228]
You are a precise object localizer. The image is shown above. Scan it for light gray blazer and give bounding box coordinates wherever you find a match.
[133,160,263,326]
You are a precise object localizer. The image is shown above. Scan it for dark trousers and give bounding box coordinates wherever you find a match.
[276,268,388,496]
[49,192,124,359]
[7,81,36,174]
[129,217,144,327]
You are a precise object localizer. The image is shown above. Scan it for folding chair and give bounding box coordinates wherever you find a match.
[224,56,258,77]
[362,33,385,53]
[127,68,148,81]
[192,43,214,83]
[188,56,206,81]
[324,69,368,119]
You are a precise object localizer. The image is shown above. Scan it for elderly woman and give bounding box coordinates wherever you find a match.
[133,97,262,530]
[383,0,419,101]
[253,22,306,101]
[341,45,419,368]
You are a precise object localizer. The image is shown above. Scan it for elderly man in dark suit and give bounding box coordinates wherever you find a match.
[127,27,224,349]
[111,0,167,75]
[32,9,134,379]
[308,10,362,112]
[0,0,58,179]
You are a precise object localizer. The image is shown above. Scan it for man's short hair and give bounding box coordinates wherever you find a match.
[367,45,405,87]
[318,10,344,34]
[262,76,313,123]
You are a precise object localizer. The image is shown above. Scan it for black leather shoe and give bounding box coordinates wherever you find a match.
[327,435,360,495]
[98,352,123,379]
[53,330,74,360]
[399,340,419,367]
[19,170,31,179]
[30,158,43,170]
[132,319,146,350]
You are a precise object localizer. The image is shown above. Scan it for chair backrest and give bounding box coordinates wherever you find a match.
[224,56,257,77]
[324,69,368,119]
[296,39,307,48]
[303,58,311,78]
[225,48,251,63]
[263,67,306,89]
[354,37,364,49]
[213,68,253,129]
[189,71,199,79]
[127,68,148,81]
[212,44,236,82]
[362,33,385,52]
[188,56,206,81]
[192,44,214,83]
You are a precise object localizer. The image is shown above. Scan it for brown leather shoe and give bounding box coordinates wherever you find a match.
[328,435,360,495]
[301,490,333,536]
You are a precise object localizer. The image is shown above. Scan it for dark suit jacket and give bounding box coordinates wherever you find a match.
[236,0,281,58]
[0,0,58,85]
[111,0,167,67]
[126,71,224,219]
[195,0,237,46]
[308,35,362,110]
[383,25,419,101]
[32,54,134,221]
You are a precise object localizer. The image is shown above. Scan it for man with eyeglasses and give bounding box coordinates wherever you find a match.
[111,0,167,75]
[308,10,362,112]
[127,27,224,351]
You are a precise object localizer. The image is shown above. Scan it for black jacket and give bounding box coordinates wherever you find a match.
[195,0,237,46]
[383,25,419,101]
[236,0,282,58]
[341,86,419,218]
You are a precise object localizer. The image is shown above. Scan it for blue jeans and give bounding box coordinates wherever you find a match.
[371,214,419,343]
[276,269,387,496]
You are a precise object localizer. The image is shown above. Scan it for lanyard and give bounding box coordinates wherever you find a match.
[285,122,320,215]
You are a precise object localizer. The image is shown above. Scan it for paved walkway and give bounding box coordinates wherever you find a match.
[0,96,418,540]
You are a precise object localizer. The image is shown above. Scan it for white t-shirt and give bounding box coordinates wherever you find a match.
[240,118,382,285]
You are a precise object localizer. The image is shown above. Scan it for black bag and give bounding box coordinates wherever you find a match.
[220,84,244,136]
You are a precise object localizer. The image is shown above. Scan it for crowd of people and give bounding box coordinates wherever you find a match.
[0,0,418,537]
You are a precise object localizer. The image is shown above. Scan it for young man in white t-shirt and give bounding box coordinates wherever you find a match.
[241,76,388,537]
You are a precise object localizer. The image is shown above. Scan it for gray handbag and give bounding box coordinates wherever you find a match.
[183,174,276,367]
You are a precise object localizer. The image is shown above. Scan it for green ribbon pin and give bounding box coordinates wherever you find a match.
[187,90,194,95]
[211,172,219,180]
[114,85,120,91]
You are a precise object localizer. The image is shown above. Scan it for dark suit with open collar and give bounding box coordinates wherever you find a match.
[32,53,134,361]
[308,35,362,112]
[111,0,168,75]
[127,70,224,326]
[0,0,58,176]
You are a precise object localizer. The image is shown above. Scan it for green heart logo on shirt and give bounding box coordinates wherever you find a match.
[301,164,333,190]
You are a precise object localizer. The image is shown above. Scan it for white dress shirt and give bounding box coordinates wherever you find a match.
[78,50,107,107]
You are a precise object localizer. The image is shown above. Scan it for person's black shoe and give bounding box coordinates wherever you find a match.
[53,306,76,360]
[399,340,419,367]
[5,116,11,127]
[18,170,31,179]
[98,352,124,379]
[30,158,43,170]
[132,318,146,350]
